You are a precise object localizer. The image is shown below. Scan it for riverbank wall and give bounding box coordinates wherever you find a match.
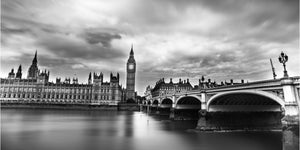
[0,103,118,111]
[117,103,140,111]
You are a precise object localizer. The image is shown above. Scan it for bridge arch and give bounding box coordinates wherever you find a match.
[207,90,284,112]
[176,95,201,105]
[152,100,159,105]
[161,98,173,104]
[175,96,202,110]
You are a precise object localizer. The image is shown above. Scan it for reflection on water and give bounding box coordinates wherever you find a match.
[1,109,298,150]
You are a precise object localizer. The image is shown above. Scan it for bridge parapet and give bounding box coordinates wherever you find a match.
[151,78,296,99]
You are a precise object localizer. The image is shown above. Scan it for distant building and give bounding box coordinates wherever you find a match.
[0,51,123,105]
[144,85,152,101]
[151,78,193,98]
[147,76,245,99]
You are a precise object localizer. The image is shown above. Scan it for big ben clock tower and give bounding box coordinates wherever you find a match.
[126,45,136,102]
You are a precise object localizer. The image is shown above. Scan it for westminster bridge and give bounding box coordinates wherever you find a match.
[142,77,300,130]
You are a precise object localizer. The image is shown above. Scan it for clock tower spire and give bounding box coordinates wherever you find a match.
[126,44,136,102]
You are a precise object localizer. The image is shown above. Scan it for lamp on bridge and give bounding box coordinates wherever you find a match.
[278,51,289,78]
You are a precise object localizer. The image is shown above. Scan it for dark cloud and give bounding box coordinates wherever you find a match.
[36,34,126,60]
[1,24,31,34]
[81,29,122,47]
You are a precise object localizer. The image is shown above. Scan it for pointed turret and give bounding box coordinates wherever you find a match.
[16,64,22,79]
[88,72,92,80]
[130,44,134,55]
[33,50,37,64]
[88,72,92,84]
[27,50,39,79]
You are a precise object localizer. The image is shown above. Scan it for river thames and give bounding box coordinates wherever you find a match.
[1,108,298,150]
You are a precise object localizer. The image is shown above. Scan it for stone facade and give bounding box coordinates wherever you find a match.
[151,78,193,98]
[0,52,123,105]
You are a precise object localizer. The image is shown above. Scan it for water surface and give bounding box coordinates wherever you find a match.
[1,109,295,150]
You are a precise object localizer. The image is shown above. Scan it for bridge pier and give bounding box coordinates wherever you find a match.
[169,108,175,119]
[197,110,210,130]
[281,78,299,128]
[169,108,200,120]
[197,111,283,131]
[157,104,172,115]
[148,105,159,114]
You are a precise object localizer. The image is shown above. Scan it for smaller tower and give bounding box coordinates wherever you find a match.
[93,72,103,86]
[16,65,22,79]
[110,72,119,83]
[37,69,49,83]
[73,78,78,84]
[8,68,15,78]
[56,78,61,84]
[27,50,39,79]
[88,72,92,84]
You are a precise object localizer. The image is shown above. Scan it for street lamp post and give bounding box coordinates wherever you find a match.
[278,51,289,78]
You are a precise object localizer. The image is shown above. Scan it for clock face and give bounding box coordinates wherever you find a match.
[128,64,134,70]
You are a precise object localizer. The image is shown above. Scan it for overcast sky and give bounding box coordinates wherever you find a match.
[1,0,299,95]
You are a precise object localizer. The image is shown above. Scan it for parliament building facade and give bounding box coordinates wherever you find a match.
[0,48,136,105]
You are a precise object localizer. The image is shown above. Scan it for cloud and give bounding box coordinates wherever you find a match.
[81,28,122,46]
[71,64,86,69]
[1,0,299,95]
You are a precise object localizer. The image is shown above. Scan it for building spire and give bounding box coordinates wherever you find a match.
[130,44,134,55]
[16,64,22,79]
[88,72,92,80]
[33,50,37,65]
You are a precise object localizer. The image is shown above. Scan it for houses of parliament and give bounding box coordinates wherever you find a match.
[0,47,137,105]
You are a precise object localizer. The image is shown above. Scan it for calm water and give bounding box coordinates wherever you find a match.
[1,109,297,150]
